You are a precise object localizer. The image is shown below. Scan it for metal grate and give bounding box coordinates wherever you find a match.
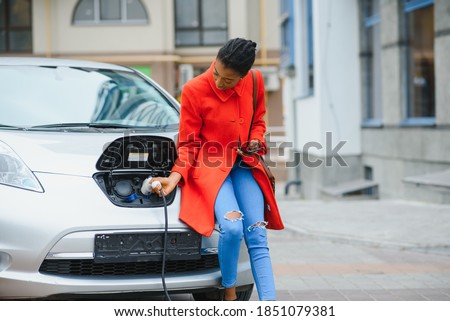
[39,255,219,276]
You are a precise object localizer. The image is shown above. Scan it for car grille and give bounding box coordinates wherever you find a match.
[39,255,219,276]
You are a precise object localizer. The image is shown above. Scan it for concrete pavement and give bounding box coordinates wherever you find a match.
[143,192,450,301]
[255,192,450,301]
[276,197,450,255]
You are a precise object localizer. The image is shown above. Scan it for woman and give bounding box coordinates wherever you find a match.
[150,38,284,301]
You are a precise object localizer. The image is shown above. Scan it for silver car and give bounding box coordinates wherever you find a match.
[0,57,254,300]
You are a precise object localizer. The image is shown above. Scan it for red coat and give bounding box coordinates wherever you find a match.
[172,61,284,237]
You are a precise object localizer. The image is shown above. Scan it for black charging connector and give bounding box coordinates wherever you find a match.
[141,177,171,301]
[160,189,171,301]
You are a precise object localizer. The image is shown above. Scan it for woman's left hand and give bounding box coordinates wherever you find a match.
[237,139,261,156]
[149,172,182,197]
[246,139,261,153]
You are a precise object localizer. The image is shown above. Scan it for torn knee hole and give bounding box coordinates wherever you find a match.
[253,222,267,227]
[224,211,243,221]
[248,221,268,232]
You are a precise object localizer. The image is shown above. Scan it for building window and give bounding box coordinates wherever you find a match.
[281,0,314,96]
[361,0,382,126]
[0,0,32,53]
[402,0,435,125]
[305,0,314,95]
[73,0,149,25]
[174,0,228,47]
[280,0,294,69]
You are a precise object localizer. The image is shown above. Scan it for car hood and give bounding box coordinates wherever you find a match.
[1,130,177,176]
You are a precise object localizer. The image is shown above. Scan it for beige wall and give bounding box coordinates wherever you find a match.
[29,0,281,107]
[32,0,279,57]
[228,0,280,52]
[33,0,175,56]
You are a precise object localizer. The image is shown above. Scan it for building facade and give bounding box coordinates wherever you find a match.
[1,0,284,150]
[281,0,450,203]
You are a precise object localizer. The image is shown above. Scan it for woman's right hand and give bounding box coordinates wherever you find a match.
[149,172,182,197]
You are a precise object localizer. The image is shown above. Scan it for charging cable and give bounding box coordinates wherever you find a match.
[141,177,171,301]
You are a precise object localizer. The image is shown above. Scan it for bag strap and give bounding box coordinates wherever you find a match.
[248,70,257,142]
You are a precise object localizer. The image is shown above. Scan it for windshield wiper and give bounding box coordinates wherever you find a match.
[30,122,90,128]
[29,123,177,131]
[30,122,131,129]
[0,124,25,130]
[88,123,133,128]
[89,123,173,130]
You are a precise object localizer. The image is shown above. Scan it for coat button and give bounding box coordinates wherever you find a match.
[239,118,244,124]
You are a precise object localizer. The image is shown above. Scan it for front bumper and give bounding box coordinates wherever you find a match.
[0,172,253,299]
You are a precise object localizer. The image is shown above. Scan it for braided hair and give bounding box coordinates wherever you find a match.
[217,38,257,77]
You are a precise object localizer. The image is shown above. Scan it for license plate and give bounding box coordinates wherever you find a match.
[94,232,202,263]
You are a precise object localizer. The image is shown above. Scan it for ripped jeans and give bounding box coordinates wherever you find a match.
[214,157,276,301]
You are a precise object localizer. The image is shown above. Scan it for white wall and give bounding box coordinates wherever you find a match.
[293,0,361,157]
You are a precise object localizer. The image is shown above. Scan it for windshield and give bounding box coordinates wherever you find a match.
[0,65,179,129]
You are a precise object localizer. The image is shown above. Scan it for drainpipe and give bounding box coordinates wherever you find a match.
[45,0,52,57]
[259,0,269,123]
[259,0,267,66]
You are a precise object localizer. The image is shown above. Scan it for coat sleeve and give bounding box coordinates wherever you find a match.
[171,85,202,185]
[250,69,268,155]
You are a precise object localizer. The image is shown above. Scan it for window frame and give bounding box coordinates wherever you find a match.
[72,0,149,26]
[400,0,435,127]
[174,0,228,47]
[281,0,314,97]
[361,0,383,128]
[305,0,314,96]
[0,0,32,53]
[280,0,295,69]
[404,0,433,12]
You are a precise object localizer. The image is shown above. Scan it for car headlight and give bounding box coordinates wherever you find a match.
[0,141,44,192]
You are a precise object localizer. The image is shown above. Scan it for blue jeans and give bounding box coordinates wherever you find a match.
[214,158,276,301]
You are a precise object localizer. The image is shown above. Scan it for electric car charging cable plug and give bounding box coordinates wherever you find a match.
[141,176,171,301]
[141,176,162,195]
